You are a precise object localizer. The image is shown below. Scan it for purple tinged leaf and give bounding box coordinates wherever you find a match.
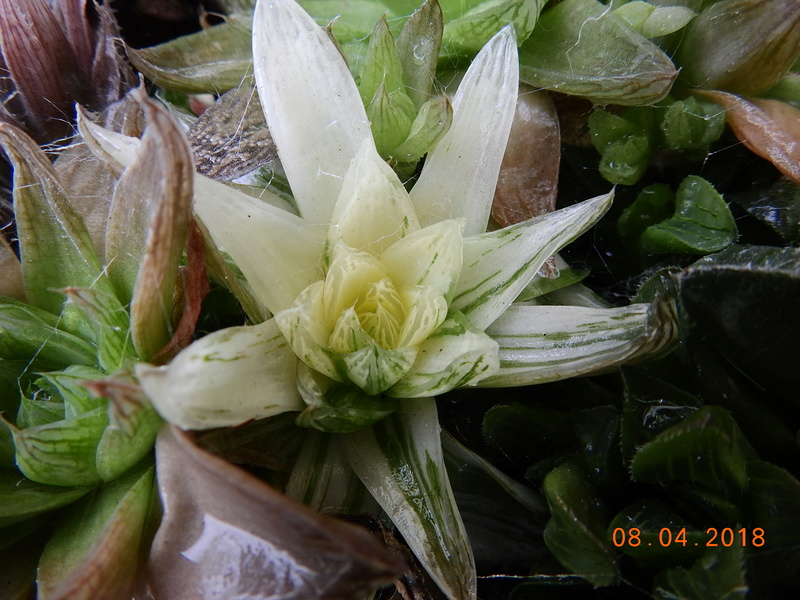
[53,0,95,87]
[146,425,404,600]
[0,0,79,139]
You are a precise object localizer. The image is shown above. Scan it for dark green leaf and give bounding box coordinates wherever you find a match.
[660,96,726,151]
[630,406,749,501]
[396,0,443,108]
[618,184,675,247]
[729,177,800,244]
[573,405,626,489]
[608,500,705,564]
[620,367,703,463]
[653,544,748,600]
[0,469,90,528]
[639,176,738,254]
[676,245,800,407]
[482,403,575,462]
[542,460,619,587]
[747,460,800,579]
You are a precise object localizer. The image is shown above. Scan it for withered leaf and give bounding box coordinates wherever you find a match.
[187,85,277,181]
[697,90,800,185]
[146,426,404,600]
[492,85,560,228]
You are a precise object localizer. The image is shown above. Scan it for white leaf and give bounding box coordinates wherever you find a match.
[454,190,613,330]
[410,25,518,235]
[480,297,678,387]
[253,0,374,224]
[136,319,303,429]
[345,398,477,600]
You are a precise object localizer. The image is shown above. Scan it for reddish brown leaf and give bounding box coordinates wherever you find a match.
[492,85,560,227]
[152,218,211,364]
[146,426,404,600]
[697,90,800,185]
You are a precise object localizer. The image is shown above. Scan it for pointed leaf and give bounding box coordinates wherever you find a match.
[653,545,748,600]
[107,90,194,361]
[411,25,518,236]
[391,96,453,164]
[0,300,96,367]
[253,0,374,224]
[396,0,443,108]
[128,19,253,93]
[480,296,678,387]
[388,311,499,398]
[63,287,135,373]
[519,0,678,105]
[359,16,405,105]
[454,191,613,330]
[0,124,111,315]
[85,373,162,482]
[345,398,476,600]
[37,461,155,600]
[136,318,304,430]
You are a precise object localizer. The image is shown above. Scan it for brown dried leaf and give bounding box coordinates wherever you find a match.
[492,85,560,228]
[105,88,194,361]
[146,426,404,600]
[0,234,24,301]
[697,90,800,184]
[0,0,78,139]
[187,85,277,181]
[151,219,210,364]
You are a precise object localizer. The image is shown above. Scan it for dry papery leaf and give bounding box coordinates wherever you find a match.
[492,84,560,228]
[696,90,800,185]
[143,426,404,600]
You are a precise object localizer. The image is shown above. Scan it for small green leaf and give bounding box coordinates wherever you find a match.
[639,176,738,254]
[295,363,400,433]
[64,288,136,373]
[542,460,619,587]
[36,366,107,418]
[345,398,476,600]
[660,96,726,151]
[618,184,675,247]
[614,1,695,38]
[0,301,96,368]
[442,0,545,56]
[128,19,254,93]
[598,134,652,185]
[359,16,406,105]
[630,406,750,500]
[519,0,677,105]
[365,80,418,158]
[91,372,162,482]
[391,96,453,163]
[653,544,748,600]
[482,403,575,462]
[0,470,90,528]
[396,0,443,108]
[10,407,108,487]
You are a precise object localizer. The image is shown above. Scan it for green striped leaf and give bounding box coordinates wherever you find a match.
[479,296,678,387]
[454,190,613,330]
[442,0,544,56]
[345,398,476,600]
[10,407,108,487]
[0,124,112,317]
[284,429,379,514]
